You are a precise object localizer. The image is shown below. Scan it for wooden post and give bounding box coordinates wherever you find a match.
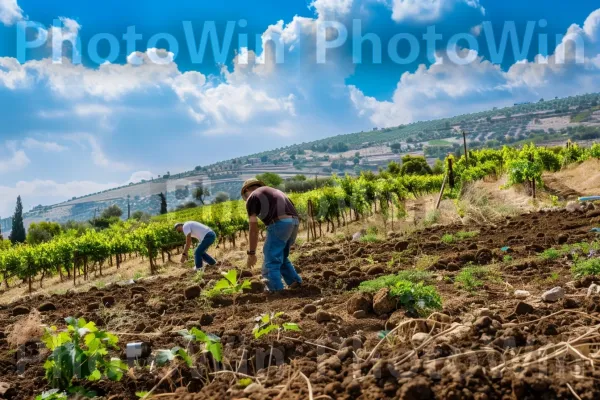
[447,156,455,189]
[462,130,469,166]
[435,173,448,210]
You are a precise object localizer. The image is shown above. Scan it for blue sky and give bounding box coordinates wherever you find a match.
[0,0,599,216]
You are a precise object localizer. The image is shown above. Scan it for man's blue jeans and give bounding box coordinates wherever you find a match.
[263,218,302,291]
[194,231,217,269]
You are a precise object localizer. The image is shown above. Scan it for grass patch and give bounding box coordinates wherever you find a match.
[540,248,561,261]
[441,231,479,244]
[455,266,500,292]
[503,255,513,263]
[546,271,560,283]
[572,258,600,278]
[423,211,440,227]
[415,254,440,270]
[358,270,434,293]
[360,233,381,243]
[571,110,592,123]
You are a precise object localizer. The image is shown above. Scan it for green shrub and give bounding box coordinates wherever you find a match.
[540,248,560,261]
[572,259,600,278]
[389,281,442,314]
[441,234,454,244]
[455,231,479,240]
[455,266,500,292]
[359,233,381,243]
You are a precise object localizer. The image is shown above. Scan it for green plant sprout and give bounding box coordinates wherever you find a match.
[155,347,193,367]
[209,269,251,295]
[252,312,301,340]
[42,317,127,391]
[178,327,223,362]
[35,390,67,400]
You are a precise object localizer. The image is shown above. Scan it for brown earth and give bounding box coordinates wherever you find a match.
[2,206,600,399]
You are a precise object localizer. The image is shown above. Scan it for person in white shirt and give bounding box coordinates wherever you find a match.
[174,221,217,271]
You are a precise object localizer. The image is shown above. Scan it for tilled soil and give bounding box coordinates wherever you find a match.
[2,207,600,399]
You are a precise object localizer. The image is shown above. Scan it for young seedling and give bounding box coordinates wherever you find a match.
[178,327,223,362]
[252,312,301,340]
[253,312,301,373]
[155,347,193,367]
[35,390,67,400]
[206,269,251,312]
[42,317,128,391]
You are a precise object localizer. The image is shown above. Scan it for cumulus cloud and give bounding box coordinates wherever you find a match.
[0,0,23,26]
[351,8,600,127]
[0,149,30,174]
[310,0,354,19]
[22,138,67,152]
[0,179,119,216]
[390,0,485,23]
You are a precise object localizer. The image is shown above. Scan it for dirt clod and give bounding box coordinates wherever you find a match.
[373,288,396,315]
[37,302,56,312]
[366,266,385,276]
[302,304,317,314]
[11,306,29,316]
[316,311,333,323]
[184,285,202,300]
[515,302,534,315]
[347,293,373,315]
[102,296,116,308]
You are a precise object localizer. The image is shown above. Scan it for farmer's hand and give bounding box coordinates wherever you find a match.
[247,254,257,268]
[181,253,188,264]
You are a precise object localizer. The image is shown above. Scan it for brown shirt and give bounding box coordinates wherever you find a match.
[246,186,298,226]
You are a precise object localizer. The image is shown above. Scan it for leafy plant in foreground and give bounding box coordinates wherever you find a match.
[178,327,223,362]
[155,347,193,367]
[35,390,67,400]
[42,317,127,391]
[253,312,301,340]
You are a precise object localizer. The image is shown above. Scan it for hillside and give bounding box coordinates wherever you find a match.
[1,92,599,234]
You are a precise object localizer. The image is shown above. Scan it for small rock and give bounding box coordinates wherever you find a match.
[38,302,57,312]
[102,296,116,308]
[474,316,493,330]
[200,314,214,326]
[542,287,565,303]
[515,302,534,316]
[514,290,531,300]
[566,201,581,213]
[316,311,333,323]
[352,231,365,242]
[243,383,263,395]
[366,266,385,276]
[87,302,100,311]
[11,306,29,316]
[353,310,367,319]
[346,292,372,315]
[303,304,317,314]
[543,323,559,336]
[372,288,397,316]
[184,285,201,300]
[411,332,430,346]
[587,283,600,297]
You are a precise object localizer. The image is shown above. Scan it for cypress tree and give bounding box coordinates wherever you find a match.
[159,193,168,215]
[10,196,26,244]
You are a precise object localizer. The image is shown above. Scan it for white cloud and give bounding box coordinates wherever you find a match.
[0,0,23,26]
[0,149,30,173]
[126,171,155,184]
[390,0,485,23]
[22,138,67,152]
[0,179,119,216]
[470,24,483,37]
[310,0,354,19]
[351,8,600,127]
